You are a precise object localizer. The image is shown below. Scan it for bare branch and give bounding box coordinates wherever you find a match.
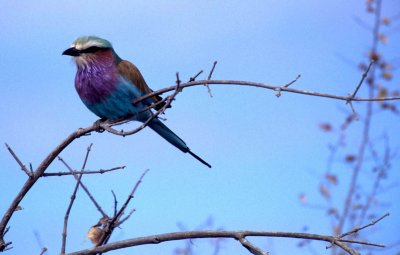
[66,229,384,255]
[0,125,97,251]
[42,166,125,177]
[338,212,390,239]
[176,72,181,86]
[275,74,302,97]
[204,61,217,97]
[61,170,84,254]
[347,100,359,120]
[111,190,118,217]
[81,144,93,170]
[5,143,32,177]
[188,70,204,82]
[39,247,48,255]
[207,61,218,80]
[347,60,375,102]
[57,157,108,218]
[138,97,169,114]
[238,236,268,255]
[132,79,400,107]
[96,169,150,247]
[283,74,301,88]
[114,208,136,228]
[61,144,93,254]
[331,241,358,255]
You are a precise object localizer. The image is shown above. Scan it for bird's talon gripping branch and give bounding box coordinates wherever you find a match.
[93,119,106,133]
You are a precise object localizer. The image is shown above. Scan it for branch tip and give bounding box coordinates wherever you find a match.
[348,60,375,102]
[189,70,204,82]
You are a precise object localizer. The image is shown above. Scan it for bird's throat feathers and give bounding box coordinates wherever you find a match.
[75,49,120,104]
[74,48,116,69]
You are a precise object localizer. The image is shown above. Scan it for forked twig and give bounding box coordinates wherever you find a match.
[95,169,150,247]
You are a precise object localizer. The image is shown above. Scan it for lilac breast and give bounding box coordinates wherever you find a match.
[75,61,118,104]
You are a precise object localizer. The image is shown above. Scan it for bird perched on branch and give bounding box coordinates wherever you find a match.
[63,36,211,168]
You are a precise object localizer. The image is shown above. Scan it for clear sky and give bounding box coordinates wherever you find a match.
[1,1,399,254]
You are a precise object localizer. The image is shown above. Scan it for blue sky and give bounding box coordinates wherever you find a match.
[1,1,399,254]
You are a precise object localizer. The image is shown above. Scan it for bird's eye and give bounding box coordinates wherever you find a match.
[81,46,104,54]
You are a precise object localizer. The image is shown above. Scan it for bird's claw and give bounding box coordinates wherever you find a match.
[93,118,106,133]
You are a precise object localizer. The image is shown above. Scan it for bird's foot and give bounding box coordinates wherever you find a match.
[93,118,107,133]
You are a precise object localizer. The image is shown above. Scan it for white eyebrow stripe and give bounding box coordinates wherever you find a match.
[73,41,104,51]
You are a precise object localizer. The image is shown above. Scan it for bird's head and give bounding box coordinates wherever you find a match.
[62,36,117,67]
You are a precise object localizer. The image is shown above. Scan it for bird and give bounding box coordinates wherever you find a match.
[62,36,211,168]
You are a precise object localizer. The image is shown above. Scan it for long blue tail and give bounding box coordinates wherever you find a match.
[148,118,211,168]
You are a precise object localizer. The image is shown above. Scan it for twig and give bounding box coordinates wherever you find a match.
[81,144,93,169]
[238,236,268,255]
[96,169,150,247]
[111,190,118,217]
[39,247,48,255]
[61,144,93,254]
[189,70,204,82]
[139,97,168,113]
[114,208,136,228]
[284,74,301,88]
[208,61,218,80]
[347,100,359,120]
[3,227,9,237]
[204,61,217,97]
[57,157,108,218]
[176,72,181,86]
[5,143,32,177]
[276,74,302,97]
[331,241,358,255]
[347,60,375,103]
[61,170,84,254]
[2,243,11,251]
[29,163,34,175]
[42,166,125,177]
[338,212,389,239]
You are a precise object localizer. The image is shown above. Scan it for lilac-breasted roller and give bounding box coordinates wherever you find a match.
[63,36,211,168]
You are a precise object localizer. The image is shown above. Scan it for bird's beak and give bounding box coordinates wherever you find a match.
[62,47,80,56]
